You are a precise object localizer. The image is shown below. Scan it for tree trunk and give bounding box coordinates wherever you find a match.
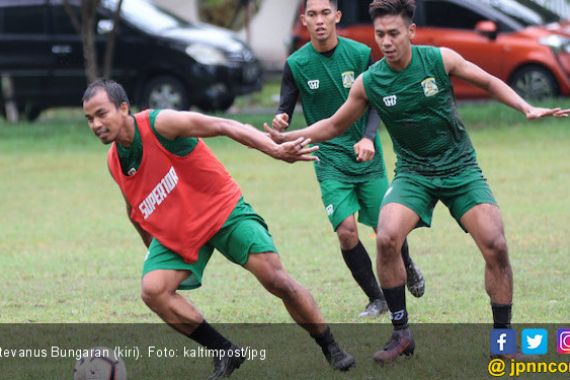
[62,0,81,33]
[243,0,252,45]
[1,74,19,122]
[102,0,124,78]
[82,0,100,83]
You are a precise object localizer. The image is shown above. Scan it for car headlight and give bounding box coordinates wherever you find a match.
[539,35,570,54]
[185,44,228,65]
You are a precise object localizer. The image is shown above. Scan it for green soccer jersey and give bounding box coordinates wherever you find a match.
[362,45,478,177]
[287,37,386,183]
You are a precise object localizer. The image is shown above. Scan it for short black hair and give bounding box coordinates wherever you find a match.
[82,79,130,109]
[304,0,338,10]
[369,0,416,23]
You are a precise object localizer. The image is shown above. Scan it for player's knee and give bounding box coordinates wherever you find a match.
[376,232,399,258]
[140,280,171,308]
[337,224,358,249]
[263,270,297,298]
[485,235,509,267]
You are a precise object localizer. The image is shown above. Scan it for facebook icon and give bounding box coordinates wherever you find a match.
[490,329,517,355]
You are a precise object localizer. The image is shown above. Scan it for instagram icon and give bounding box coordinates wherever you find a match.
[558,329,570,354]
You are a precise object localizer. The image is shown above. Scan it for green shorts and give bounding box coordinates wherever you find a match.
[382,168,497,231]
[142,197,277,290]
[319,176,389,231]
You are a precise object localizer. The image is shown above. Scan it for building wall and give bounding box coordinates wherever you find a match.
[240,0,298,71]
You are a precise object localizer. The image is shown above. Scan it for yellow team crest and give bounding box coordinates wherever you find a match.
[421,77,439,97]
[342,71,355,89]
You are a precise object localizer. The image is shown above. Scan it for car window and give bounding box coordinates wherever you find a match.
[1,5,46,34]
[479,0,559,26]
[50,4,136,37]
[424,1,486,30]
[51,5,78,34]
[101,0,190,33]
[517,0,562,20]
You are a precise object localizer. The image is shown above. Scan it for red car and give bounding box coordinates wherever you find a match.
[291,0,570,99]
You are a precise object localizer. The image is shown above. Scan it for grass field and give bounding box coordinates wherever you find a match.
[0,101,569,326]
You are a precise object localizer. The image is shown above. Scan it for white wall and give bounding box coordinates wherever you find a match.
[154,0,300,71]
[238,0,299,71]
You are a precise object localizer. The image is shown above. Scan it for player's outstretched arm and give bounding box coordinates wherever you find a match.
[153,110,319,163]
[264,75,370,144]
[441,47,570,120]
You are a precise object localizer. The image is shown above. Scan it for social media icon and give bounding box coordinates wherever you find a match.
[557,329,570,354]
[522,329,548,355]
[490,329,516,355]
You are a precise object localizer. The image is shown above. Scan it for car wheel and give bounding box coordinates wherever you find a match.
[216,95,235,112]
[198,95,235,113]
[509,65,559,100]
[141,76,190,110]
[24,105,42,122]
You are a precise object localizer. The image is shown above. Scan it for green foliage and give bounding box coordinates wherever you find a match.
[1,104,569,325]
[198,0,263,30]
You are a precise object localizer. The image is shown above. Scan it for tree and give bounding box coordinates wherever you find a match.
[198,0,262,45]
[63,0,124,83]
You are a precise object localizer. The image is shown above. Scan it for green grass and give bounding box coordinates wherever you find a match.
[232,79,282,109]
[1,102,569,325]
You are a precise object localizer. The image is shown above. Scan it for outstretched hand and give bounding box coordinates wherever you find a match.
[274,137,319,163]
[525,107,570,120]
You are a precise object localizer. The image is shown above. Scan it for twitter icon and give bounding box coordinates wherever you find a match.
[522,329,548,355]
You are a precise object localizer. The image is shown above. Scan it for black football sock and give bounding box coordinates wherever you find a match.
[189,320,232,350]
[491,303,512,329]
[341,240,383,302]
[400,239,412,268]
[311,326,336,352]
[382,284,408,330]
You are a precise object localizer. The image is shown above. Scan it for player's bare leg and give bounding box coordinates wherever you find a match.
[141,270,243,379]
[244,253,324,331]
[245,252,355,371]
[461,204,513,330]
[141,269,203,331]
[374,203,419,365]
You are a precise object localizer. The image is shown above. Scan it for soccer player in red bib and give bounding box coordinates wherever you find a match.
[82,79,355,379]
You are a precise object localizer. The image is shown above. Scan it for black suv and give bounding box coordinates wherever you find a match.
[0,0,262,120]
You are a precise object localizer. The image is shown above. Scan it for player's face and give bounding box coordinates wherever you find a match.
[83,90,129,145]
[301,0,341,43]
[373,14,416,70]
